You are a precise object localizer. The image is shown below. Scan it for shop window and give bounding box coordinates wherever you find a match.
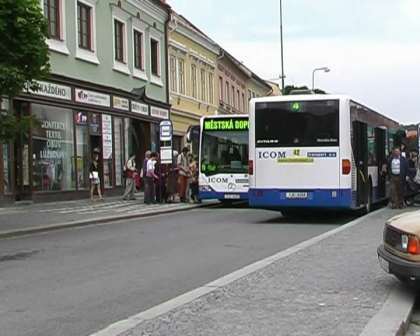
[32,104,75,191]
[2,98,12,194]
[114,118,123,186]
[75,111,89,189]
[102,114,113,188]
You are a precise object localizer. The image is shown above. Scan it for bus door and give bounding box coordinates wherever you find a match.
[352,121,368,207]
[375,127,387,199]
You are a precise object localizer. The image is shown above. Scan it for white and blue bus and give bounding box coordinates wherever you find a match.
[248,93,403,214]
[199,115,249,204]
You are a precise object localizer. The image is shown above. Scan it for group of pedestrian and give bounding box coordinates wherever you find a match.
[385,145,420,209]
[120,146,200,205]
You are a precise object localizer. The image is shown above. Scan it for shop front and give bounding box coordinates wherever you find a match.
[0,77,170,204]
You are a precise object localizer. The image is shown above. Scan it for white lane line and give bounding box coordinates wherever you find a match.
[89,208,388,336]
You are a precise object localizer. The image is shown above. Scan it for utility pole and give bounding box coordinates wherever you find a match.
[280,0,285,91]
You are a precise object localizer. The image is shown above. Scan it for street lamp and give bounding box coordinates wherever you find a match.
[312,67,330,90]
[279,0,285,91]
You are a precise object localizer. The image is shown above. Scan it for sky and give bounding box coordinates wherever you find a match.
[166,0,420,124]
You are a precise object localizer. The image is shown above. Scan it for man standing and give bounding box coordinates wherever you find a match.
[388,147,408,208]
[177,146,190,202]
[122,153,136,200]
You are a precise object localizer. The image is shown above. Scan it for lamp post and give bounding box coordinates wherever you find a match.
[312,67,330,90]
[279,0,285,91]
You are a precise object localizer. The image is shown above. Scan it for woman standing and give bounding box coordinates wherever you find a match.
[90,154,102,201]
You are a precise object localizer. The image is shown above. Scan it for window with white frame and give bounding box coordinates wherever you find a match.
[133,30,143,70]
[219,76,223,101]
[248,89,251,101]
[200,69,206,102]
[114,20,124,62]
[75,0,98,64]
[111,5,130,75]
[178,59,185,94]
[41,0,68,55]
[150,39,159,76]
[231,86,235,107]
[132,18,147,81]
[191,64,197,98]
[149,27,163,86]
[208,73,214,105]
[225,81,229,104]
[242,93,245,112]
[169,56,177,92]
[237,89,240,111]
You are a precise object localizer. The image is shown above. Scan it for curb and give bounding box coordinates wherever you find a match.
[0,201,220,239]
[358,283,416,336]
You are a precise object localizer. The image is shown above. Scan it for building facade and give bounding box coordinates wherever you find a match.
[167,12,219,152]
[217,51,250,115]
[0,0,171,204]
[246,75,272,102]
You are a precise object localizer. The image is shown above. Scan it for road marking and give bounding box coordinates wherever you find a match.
[89,208,388,336]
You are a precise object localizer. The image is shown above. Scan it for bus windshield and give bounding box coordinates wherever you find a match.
[255,99,339,147]
[200,129,248,176]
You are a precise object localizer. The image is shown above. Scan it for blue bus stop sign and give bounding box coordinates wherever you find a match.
[159,120,173,141]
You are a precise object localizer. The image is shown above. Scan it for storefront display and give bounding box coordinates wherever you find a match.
[75,111,89,189]
[2,98,12,194]
[32,104,75,191]
[102,114,113,188]
[114,118,123,186]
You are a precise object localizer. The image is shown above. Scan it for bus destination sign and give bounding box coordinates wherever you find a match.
[203,118,249,131]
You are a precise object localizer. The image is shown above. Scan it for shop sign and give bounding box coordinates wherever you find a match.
[150,106,169,119]
[131,101,148,115]
[113,96,129,111]
[75,88,110,107]
[28,81,72,100]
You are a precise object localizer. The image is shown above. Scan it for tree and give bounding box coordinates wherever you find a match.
[0,0,51,142]
[282,85,327,95]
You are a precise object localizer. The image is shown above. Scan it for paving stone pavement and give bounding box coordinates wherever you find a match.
[118,208,412,336]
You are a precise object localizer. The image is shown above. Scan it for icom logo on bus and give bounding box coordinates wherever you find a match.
[208,177,228,183]
[258,151,286,159]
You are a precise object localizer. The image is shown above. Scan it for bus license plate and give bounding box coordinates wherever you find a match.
[225,194,240,199]
[286,192,307,199]
[378,256,389,273]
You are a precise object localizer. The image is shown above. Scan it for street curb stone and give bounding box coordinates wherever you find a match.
[0,201,219,239]
[358,282,415,336]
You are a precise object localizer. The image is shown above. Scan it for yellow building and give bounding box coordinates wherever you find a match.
[266,80,283,96]
[167,12,219,151]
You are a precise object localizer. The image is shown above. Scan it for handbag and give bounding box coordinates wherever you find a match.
[89,171,99,179]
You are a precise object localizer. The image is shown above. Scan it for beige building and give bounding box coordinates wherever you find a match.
[266,80,283,96]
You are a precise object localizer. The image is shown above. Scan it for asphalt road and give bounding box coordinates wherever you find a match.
[0,206,352,336]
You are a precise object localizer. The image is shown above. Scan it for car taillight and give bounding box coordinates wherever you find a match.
[249,160,253,175]
[408,236,420,254]
[342,159,351,175]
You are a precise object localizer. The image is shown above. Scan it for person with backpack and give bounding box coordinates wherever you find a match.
[122,153,137,200]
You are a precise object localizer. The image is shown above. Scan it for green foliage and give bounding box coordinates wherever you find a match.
[283,85,327,95]
[0,112,41,143]
[0,0,50,142]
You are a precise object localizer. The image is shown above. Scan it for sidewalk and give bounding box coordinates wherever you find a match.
[94,208,417,336]
[0,193,218,238]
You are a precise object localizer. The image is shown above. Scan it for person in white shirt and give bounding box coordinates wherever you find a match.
[388,147,408,208]
[145,152,159,205]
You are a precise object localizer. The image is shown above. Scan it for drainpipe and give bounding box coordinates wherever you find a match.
[216,50,225,60]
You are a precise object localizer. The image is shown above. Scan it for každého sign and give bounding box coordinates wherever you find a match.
[204,118,248,131]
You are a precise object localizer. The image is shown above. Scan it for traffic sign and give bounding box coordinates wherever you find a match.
[159,120,172,141]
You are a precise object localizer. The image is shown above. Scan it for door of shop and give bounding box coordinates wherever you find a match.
[13,101,33,201]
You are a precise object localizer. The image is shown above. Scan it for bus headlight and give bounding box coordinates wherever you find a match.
[199,185,211,191]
